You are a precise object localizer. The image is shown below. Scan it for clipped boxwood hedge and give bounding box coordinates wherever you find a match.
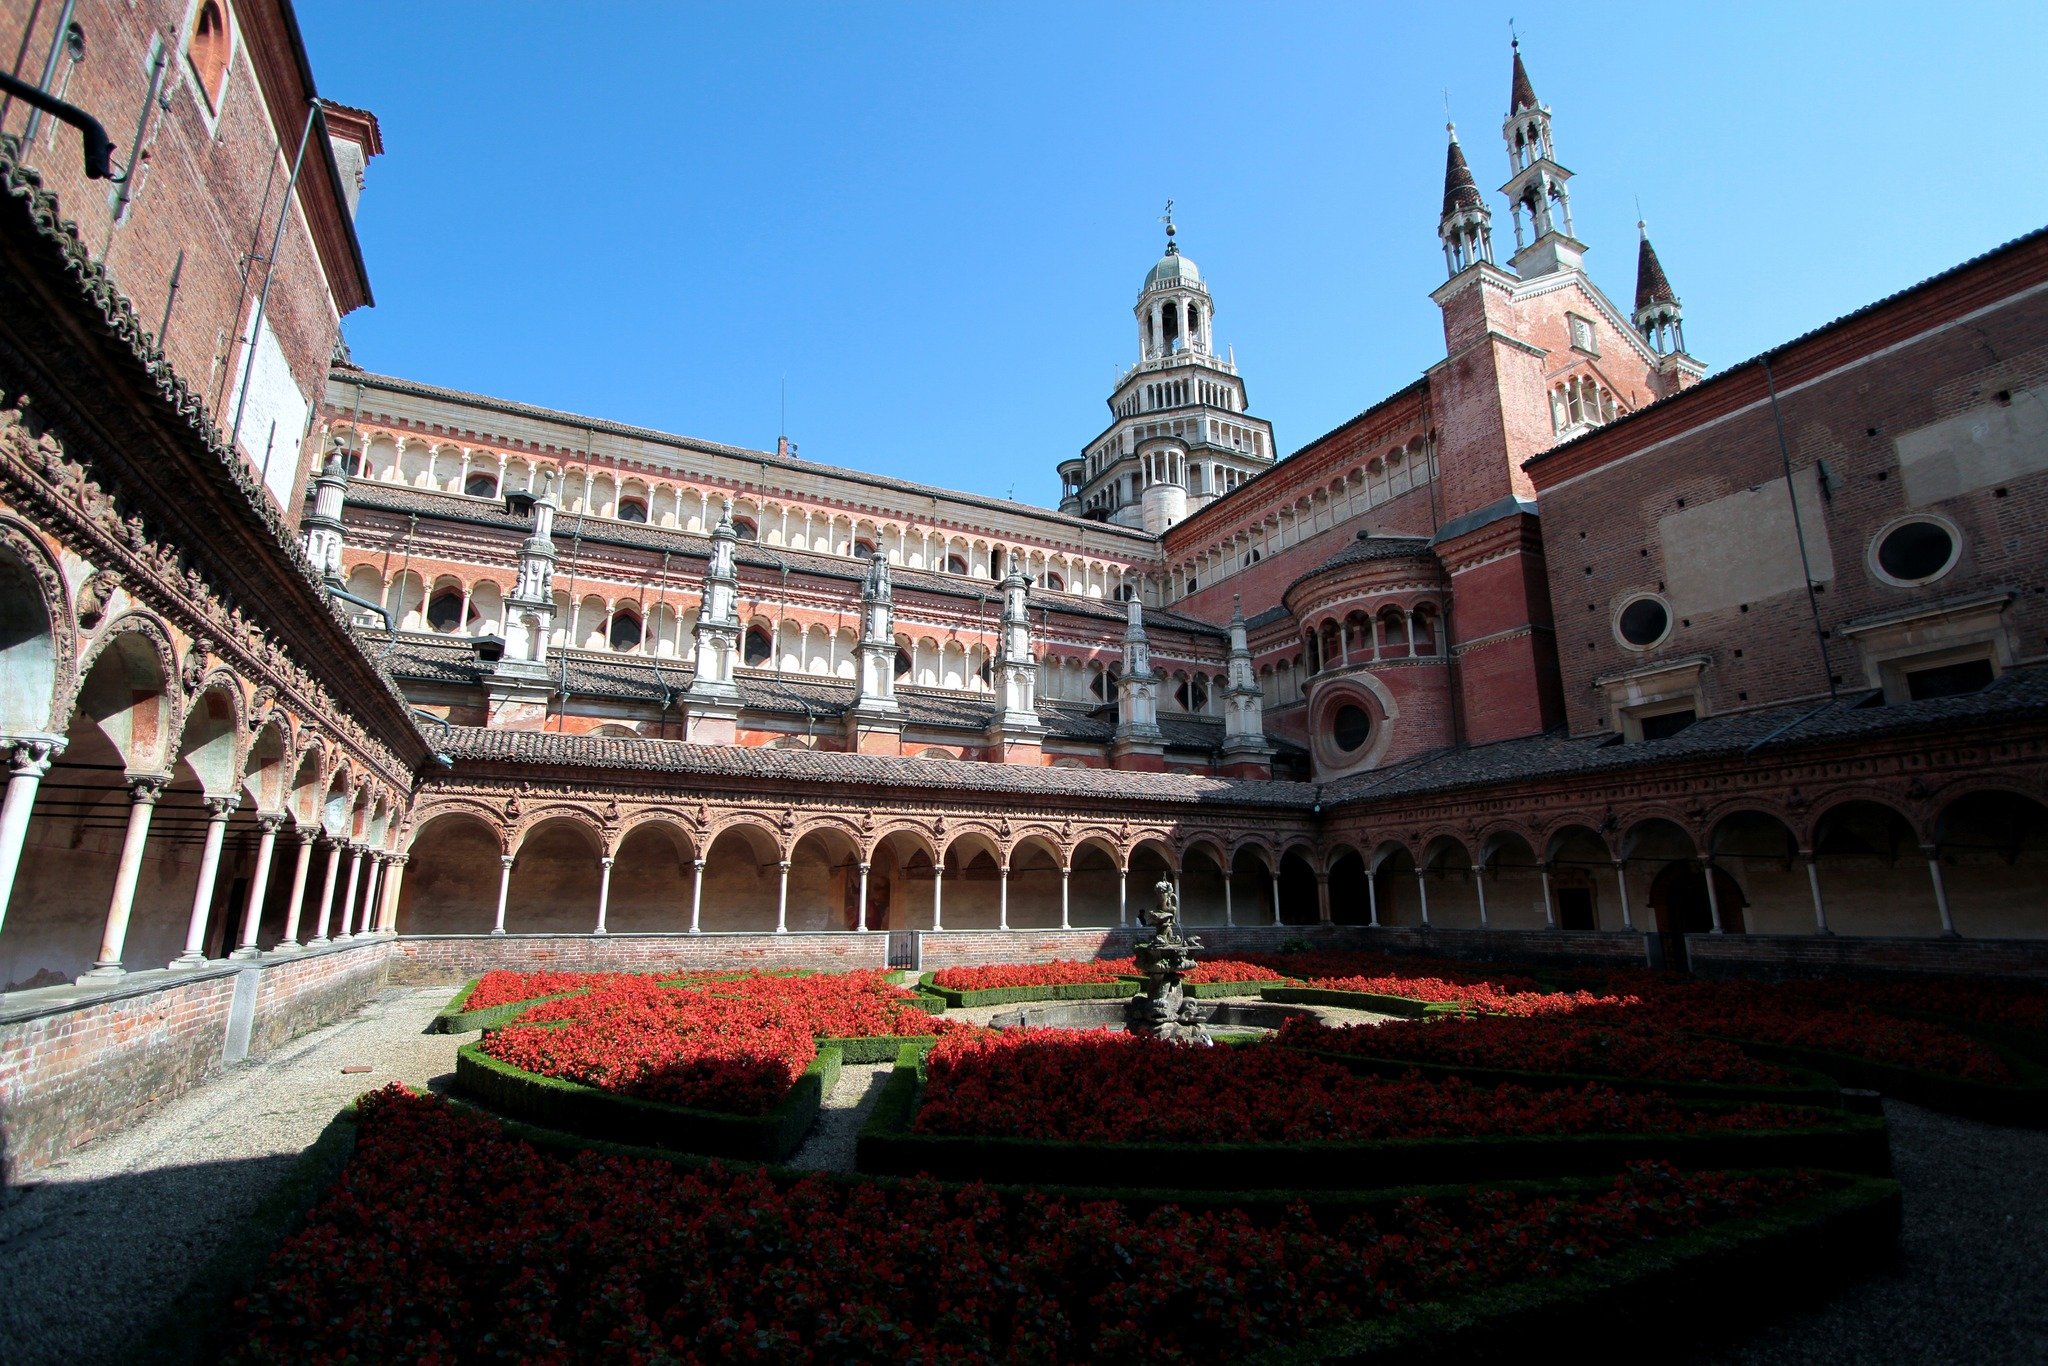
[1122,975,1280,1000]
[916,971,1136,1009]
[856,1049,1890,1190]
[1710,1033,2048,1127]
[431,979,590,1034]
[454,1043,840,1161]
[820,1033,942,1064]
[1294,1049,1846,1110]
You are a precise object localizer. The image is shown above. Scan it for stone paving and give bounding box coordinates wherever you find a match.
[1,984,2042,1364]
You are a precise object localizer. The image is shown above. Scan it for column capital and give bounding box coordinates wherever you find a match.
[204,795,240,819]
[500,854,516,869]
[256,811,289,833]
[7,736,64,775]
[599,856,615,869]
[1796,848,1819,865]
[298,826,321,846]
[127,774,169,804]
[692,857,706,869]
[1919,842,1940,859]
[777,859,790,871]
[387,852,409,868]
[857,861,869,872]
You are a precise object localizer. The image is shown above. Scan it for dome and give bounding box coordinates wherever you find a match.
[1144,249,1201,289]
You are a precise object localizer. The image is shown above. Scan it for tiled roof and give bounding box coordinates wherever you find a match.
[1286,531,1433,598]
[1509,46,1539,113]
[343,481,1224,638]
[1324,667,2048,808]
[1442,135,1484,217]
[1635,231,1677,310]
[436,726,1321,808]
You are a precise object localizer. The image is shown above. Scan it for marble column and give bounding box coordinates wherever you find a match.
[232,812,287,959]
[82,776,168,979]
[0,738,62,933]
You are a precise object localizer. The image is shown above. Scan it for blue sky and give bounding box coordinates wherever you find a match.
[302,3,2048,506]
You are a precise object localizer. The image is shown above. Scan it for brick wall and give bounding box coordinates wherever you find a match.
[386,933,892,984]
[1686,933,2048,982]
[0,940,391,1182]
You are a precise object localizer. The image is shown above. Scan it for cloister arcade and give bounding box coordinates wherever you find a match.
[337,423,1144,603]
[0,531,412,993]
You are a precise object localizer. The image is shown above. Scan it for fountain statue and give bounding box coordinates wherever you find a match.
[1124,881,1214,1044]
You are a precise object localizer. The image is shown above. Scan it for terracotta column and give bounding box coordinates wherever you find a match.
[855,861,869,932]
[359,855,384,936]
[688,856,704,934]
[492,854,512,935]
[378,853,409,933]
[231,812,287,959]
[596,856,614,935]
[774,859,789,934]
[83,776,168,979]
[1922,844,1957,938]
[0,738,62,933]
[336,844,364,942]
[278,828,316,949]
[309,839,344,945]
[1802,851,1830,935]
[171,796,239,968]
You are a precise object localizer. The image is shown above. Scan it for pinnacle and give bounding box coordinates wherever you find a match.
[1442,127,1484,218]
[1509,42,1539,113]
[1635,226,1678,310]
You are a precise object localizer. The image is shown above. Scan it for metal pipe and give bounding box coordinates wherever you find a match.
[1760,356,1836,703]
[105,44,167,228]
[228,99,322,455]
[0,63,111,177]
[15,0,75,141]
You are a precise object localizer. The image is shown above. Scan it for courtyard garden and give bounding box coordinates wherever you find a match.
[206,950,2048,1362]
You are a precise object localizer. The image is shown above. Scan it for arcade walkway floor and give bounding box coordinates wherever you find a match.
[0,986,2042,1365]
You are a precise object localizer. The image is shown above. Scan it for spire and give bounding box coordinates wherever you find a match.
[849,549,900,722]
[1634,221,1677,311]
[1218,594,1273,774]
[1441,125,1483,217]
[1631,219,1688,357]
[985,569,1042,748]
[1509,37,1539,113]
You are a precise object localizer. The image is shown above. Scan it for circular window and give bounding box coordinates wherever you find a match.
[1615,595,1671,650]
[1332,704,1373,753]
[1872,518,1959,585]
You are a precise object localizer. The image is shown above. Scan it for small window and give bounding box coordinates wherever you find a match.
[1332,704,1373,753]
[1872,518,1959,586]
[187,1,230,112]
[732,517,759,541]
[1044,572,1064,592]
[946,554,969,575]
[744,626,772,665]
[1615,595,1671,650]
[1637,709,1696,741]
[855,538,877,559]
[464,473,499,499]
[1904,657,1994,701]
[616,498,649,524]
[609,612,642,650]
[893,648,911,679]
[425,590,464,634]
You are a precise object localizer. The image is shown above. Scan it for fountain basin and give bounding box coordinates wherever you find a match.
[988,1000,1321,1034]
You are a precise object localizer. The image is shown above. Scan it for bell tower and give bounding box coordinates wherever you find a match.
[1498,37,1584,279]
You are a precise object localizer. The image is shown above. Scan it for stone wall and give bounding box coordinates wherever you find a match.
[1686,933,2048,981]
[385,933,891,984]
[0,941,391,1182]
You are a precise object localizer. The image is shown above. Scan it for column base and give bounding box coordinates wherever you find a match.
[228,946,263,960]
[687,927,701,936]
[77,962,127,982]
[167,952,208,970]
[306,936,331,946]
[593,928,608,936]
[267,942,305,956]
[490,928,506,936]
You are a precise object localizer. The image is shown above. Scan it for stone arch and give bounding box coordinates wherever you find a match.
[177,684,245,797]
[1369,838,1421,927]
[1932,789,2048,938]
[286,743,326,828]
[1542,823,1614,931]
[397,809,508,935]
[1802,790,1926,850]
[1069,834,1127,927]
[787,824,863,932]
[868,827,939,931]
[700,820,784,932]
[1476,828,1546,930]
[944,829,1008,930]
[606,817,698,933]
[1705,809,1802,934]
[1325,840,1370,926]
[510,805,609,857]
[69,614,180,773]
[507,813,607,933]
[241,717,291,813]
[0,522,73,735]
[1805,799,1927,938]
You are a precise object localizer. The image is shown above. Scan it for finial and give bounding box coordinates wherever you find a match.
[1510,16,1518,50]
[1638,218,1648,240]
[1160,198,1177,253]
[1446,120,1459,143]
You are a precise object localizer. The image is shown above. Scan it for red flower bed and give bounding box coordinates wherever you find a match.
[461,969,615,1012]
[1812,977,2048,1036]
[1183,958,1288,985]
[930,957,1137,990]
[913,1032,1820,1144]
[1278,1015,1795,1087]
[1305,971,1635,1017]
[480,970,958,1114]
[1238,951,1548,990]
[226,1086,1824,1363]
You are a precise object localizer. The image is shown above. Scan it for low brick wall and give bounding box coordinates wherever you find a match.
[915,924,1382,969]
[1686,933,2048,981]
[0,940,392,1183]
[386,933,892,985]
[1361,927,1653,968]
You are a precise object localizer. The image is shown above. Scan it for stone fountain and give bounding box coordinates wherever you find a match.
[1124,880,1214,1044]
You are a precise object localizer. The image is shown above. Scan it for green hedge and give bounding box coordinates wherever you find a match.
[1259,984,1463,1018]
[431,979,591,1034]
[1255,1175,1902,1364]
[857,1049,1890,1190]
[454,1043,839,1161]
[916,972,1136,1008]
[820,1033,941,1064]
[1886,1009,2048,1068]
[1121,975,1282,999]
[1711,1033,2048,1127]
[1293,1049,1846,1109]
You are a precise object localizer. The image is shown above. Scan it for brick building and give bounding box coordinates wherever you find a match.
[0,12,2042,1178]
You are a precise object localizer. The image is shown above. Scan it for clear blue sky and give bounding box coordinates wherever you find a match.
[301,2,2048,506]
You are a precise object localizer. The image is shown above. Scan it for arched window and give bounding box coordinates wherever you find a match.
[187,1,230,111]
[464,472,498,499]
[732,517,759,541]
[855,538,877,560]
[617,498,648,524]
[609,610,643,651]
[425,590,465,635]
[1043,572,1064,592]
[744,626,772,666]
[894,647,911,680]
[946,553,968,575]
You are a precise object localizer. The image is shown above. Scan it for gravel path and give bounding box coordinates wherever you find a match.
[3,985,2043,1364]
[0,985,462,1366]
